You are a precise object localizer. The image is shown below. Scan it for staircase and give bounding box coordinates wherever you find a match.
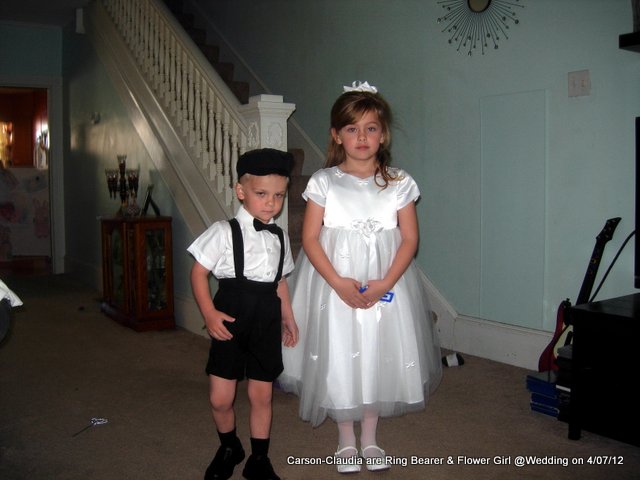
[154,0,310,258]
[89,0,297,234]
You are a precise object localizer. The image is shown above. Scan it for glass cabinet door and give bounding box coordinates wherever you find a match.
[110,227,125,308]
[145,227,168,311]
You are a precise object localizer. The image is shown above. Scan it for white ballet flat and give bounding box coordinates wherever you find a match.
[361,445,390,471]
[334,446,362,474]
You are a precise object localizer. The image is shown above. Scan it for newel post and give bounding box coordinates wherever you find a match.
[238,94,296,229]
[238,94,296,152]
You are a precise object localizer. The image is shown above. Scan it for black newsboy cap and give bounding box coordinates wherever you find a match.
[236,148,294,179]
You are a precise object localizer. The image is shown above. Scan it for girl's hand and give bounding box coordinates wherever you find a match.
[204,309,235,341]
[333,277,369,309]
[360,280,389,308]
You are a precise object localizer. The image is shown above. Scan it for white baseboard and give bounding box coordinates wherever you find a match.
[174,291,209,340]
[437,314,552,371]
[423,275,551,371]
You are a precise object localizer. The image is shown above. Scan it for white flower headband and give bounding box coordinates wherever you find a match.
[343,81,378,94]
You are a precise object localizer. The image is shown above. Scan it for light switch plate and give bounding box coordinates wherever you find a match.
[568,70,591,97]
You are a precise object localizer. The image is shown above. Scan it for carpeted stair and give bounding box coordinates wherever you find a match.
[161,0,250,103]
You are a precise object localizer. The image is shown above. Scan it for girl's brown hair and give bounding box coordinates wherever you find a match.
[326,91,398,188]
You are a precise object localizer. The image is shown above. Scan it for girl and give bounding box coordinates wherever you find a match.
[278,82,442,473]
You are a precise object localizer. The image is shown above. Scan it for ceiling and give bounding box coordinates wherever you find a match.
[0,0,92,27]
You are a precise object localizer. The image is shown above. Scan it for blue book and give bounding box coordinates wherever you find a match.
[531,392,559,408]
[530,401,559,417]
[526,371,557,398]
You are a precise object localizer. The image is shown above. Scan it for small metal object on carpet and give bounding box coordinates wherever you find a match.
[72,417,109,437]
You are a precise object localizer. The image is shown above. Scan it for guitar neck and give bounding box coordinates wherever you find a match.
[574,217,621,305]
[576,244,605,304]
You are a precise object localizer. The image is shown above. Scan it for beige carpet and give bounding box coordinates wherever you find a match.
[1,274,638,479]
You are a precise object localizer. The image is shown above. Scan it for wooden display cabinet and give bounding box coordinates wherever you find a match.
[100,216,174,331]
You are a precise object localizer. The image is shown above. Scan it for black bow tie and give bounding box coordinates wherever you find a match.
[253,218,281,235]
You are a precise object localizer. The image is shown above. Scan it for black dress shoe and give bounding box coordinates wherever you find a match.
[242,454,280,480]
[204,444,246,480]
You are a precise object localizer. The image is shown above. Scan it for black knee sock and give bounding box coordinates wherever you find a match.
[250,437,270,457]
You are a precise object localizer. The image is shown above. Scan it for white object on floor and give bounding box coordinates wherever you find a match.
[0,279,23,307]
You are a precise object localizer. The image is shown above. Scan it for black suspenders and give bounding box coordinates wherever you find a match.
[228,218,285,284]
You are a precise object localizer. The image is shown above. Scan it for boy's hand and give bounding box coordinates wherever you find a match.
[277,278,298,347]
[281,312,299,347]
[204,309,235,341]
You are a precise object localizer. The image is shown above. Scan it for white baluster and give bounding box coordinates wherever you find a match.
[154,11,162,93]
[181,56,189,136]
[123,0,129,38]
[139,1,146,71]
[135,0,142,67]
[116,0,124,39]
[180,49,189,133]
[124,0,130,39]
[112,1,121,35]
[146,3,153,81]
[112,0,121,32]
[151,3,158,82]
[187,61,195,140]
[200,83,209,167]
[150,8,157,90]
[159,19,168,99]
[227,121,239,206]
[192,71,201,152]
[205,89,215,173]
[127,1,134,46]
[222,110,231,200]
[214,99,223,191]
[168,34,176,113]
[175,47,182,121]
[128,0,134,55]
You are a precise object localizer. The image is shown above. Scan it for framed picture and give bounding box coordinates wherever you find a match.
[142,185,160,216]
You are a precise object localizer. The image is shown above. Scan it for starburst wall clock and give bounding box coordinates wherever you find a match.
[437,0,524,56]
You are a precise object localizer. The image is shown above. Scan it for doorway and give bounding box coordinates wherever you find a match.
[0,86,52,277]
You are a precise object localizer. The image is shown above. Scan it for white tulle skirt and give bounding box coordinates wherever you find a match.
[277,226,442,427]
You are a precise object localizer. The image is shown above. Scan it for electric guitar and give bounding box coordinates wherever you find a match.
[537,217,621,372]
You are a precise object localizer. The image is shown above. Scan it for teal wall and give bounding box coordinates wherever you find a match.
[197,0,640,331]
[0,24,61,76]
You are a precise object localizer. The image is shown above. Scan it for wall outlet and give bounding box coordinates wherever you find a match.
[568,70,591,97]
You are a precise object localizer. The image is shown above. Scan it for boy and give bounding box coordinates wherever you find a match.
[188,148,298,480]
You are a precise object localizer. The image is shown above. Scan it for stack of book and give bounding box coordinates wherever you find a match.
[555,345,572,422]
[526,370,559,417]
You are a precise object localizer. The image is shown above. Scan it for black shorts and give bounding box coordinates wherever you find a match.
[206,280,283,382]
